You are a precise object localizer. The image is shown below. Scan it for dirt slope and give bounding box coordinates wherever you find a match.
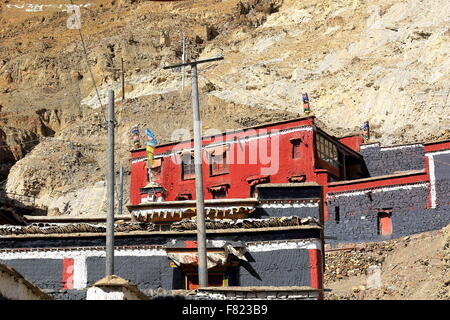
[325,224,450,300]
[0,0,449,214]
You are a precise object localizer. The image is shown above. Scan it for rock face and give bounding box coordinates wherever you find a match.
[325,228,450,300]
[0,0,449,215]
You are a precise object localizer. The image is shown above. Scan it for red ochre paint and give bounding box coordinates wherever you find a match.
[62,258,74,290]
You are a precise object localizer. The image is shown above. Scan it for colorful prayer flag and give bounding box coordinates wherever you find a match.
[146,145,155,166]
[146,128,158,147]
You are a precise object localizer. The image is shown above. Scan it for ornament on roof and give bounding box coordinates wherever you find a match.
[131,126,141,149]
[302,93,311,115]
[362,121,370,142]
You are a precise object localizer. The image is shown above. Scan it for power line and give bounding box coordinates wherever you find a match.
[68,0,107,125]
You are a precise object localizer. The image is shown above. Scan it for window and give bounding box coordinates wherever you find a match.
[208,145,229,176]
[335,206,340,224]
[181,152,195,180]
[317,134,339,167]
[288,175,306,183]
[247,176,270,197]
[150,158,162,181]
[186,273,225,290]
[377,209,393,236]
[209,185,229,199]
[176,194,192,201]
[290,138,302,159]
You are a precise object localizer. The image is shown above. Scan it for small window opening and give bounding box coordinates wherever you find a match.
[181,153,195,180]
[209,186,228,199]
[291,138,302,159]
[377,209,393,236]
[210,151,229,176]
[335,206,340,224]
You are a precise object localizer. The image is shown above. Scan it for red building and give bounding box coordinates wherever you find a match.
[130,116,365,207]
[129,116,450,243]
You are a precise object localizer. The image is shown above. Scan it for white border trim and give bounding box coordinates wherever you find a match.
[380,144,423,151]
[247,239,321,252]
[327,182,429,199]
[259,203,318,209]
[425,149,450,208]
[131,126,314,163]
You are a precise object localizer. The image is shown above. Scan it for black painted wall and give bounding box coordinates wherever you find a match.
[360,144,424,176]
[325,182,450,244]
[434,153,450,208]
[0,258,63,290]
[86,256,173,290]
[239,249,310,286]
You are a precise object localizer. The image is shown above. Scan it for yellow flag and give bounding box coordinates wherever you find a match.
[146,145,154,166]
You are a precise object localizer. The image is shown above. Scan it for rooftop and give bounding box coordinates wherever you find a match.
[0,217,321,239]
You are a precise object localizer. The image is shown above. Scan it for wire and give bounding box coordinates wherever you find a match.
[68,0,107,125]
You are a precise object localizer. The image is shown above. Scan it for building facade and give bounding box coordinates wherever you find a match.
[0,183,325,300]
[129,116,450,244]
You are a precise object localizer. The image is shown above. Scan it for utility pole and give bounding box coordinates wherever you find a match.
[106,89,115,276]
[117,166,124,216]
[121,58,125,102]
[163,56,223,288]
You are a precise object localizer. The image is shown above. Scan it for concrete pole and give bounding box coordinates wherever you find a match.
[162,56,223,288]
[191,64,208,288]
[106,90,115,276]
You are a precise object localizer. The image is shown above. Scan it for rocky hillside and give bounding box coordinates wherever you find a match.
[325,224,450,300]
[0,0,449,215]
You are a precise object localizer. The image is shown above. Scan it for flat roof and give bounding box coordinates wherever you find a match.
[0,224,322,239]
[127,198,258,209]
[256,182,321,188]
[131,116,316,152]
[24,215,131,223]
[328,169,426,187]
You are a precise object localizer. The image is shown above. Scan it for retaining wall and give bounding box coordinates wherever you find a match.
[360,144,424,176]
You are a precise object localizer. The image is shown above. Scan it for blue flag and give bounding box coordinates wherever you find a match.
[146,129,158,147]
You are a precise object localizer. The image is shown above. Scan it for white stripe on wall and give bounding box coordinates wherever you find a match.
[425,149,450,209]
[0,248,167,260]
[246,239,321,252]
[259,202,319,209]
[327,182,429,199]
[131,126,315,163]
[73,256,87,289]
[379,144,423,151]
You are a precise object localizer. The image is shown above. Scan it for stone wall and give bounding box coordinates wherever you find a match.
[86,256,173,290]
[325,181,450,244]
[360,143,424,176]
[432,152,450,208]
[0,258,63,291]
[0,238,321,297]
[240,248,311,287]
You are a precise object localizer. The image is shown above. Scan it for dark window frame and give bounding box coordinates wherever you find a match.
[317,134,340,168]
[209,151,229,176]
[151,160,162,180]
[181,154,195,180]
[290,138,302,159]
